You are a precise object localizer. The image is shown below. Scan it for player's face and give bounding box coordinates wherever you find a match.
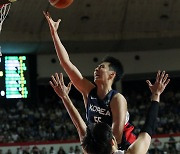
[94,62,112,83]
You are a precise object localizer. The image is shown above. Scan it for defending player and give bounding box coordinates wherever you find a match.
[50,70,170,154]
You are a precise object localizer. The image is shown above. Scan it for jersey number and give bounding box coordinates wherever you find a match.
[94,116,102,123]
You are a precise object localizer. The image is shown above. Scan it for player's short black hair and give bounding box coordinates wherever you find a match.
[102,56,124,83]
[82,123,113,154]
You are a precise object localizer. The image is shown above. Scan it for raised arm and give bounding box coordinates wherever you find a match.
[44,12,94,96]
[146,70,170,102]
[126,70,170,154]
[50,73,86,141]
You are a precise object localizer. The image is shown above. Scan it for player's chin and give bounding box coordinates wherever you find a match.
[94,78,101,84]
[94,78,97,82]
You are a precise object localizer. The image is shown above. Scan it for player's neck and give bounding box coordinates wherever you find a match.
[97,84,112,99]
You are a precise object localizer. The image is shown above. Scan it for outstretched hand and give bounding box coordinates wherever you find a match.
[50,73,72,98]
[43,11,61,32]
[146,70,170,96]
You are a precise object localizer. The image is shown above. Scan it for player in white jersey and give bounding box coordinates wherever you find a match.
[50,70,170,154]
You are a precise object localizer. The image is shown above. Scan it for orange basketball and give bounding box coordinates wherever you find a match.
[49,0,73,9]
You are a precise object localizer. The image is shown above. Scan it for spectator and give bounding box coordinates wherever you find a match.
[168,136,177,153]
[57,147,66,154]
[68,146,74,154]
[6,149,12,154]
[30,146,40,154]
[74,146,81,154]
[49,147,56,154]
[40,147,47,154]
[16,148,23,154]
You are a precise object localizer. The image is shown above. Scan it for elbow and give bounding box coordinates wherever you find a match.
[112,124,124,144]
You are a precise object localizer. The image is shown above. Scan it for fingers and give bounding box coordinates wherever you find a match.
[55,72,60,85]
[59,73,65,87]
[47,12,51,18]
[67,81,72,91]
[57,19,61,23]
[43,11,50,18]
[164,79,170,87]
[146,80,152,87]
[156,70,161,83]
[43,11,61,22]
[51,75,59,86]
[43,11,46,16]
[56,19,61,27]
[156,71,170,89]
[50,73,61,89]
[158,71,170,85]
[50,73,72,95]
[43,11,48,19]
[49,81,55,88]
[50,73,68,87]
[43,11,51,26]
[53,73,65,89]
[162,73,168,83]
[43,11,52,24]
[156,70,169,84]
[159,71,165,83]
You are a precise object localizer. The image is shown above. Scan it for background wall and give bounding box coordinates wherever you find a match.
[37,49,180,79]
[0,135,179,153]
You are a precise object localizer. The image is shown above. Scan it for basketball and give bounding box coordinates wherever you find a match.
[49,0,73,9]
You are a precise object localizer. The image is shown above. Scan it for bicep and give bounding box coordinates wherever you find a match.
[111,94,127,125]
[111,94,127,143]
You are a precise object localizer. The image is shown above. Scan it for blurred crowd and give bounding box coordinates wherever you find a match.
[0,88,179,143]
[125,89,180,135]
[0,83,179,153]
[0,96,84,142]
[0,145,81,154]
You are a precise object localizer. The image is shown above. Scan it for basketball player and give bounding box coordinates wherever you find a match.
[44,11,135,150]
[50,70,170,154]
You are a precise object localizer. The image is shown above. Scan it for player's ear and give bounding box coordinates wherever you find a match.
[109,71,116,80]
